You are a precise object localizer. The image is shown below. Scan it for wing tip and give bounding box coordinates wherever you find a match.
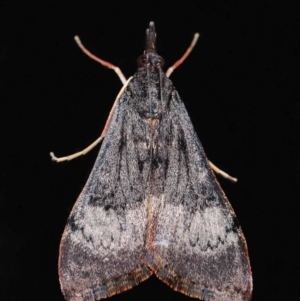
[146,252,252,301]
[60,264,153,301]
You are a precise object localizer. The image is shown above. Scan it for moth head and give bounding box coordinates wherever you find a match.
[137,53,165,69]
[137,21,165,69]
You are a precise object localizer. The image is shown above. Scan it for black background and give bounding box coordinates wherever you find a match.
[1,1,299,300]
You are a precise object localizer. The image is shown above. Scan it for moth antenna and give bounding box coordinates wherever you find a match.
[166,32,200,77]
[74,35,127,85]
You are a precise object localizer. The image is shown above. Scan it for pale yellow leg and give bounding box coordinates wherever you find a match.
[50,77,133,163]
[209,161,238,183]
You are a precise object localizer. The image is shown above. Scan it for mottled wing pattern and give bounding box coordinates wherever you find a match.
[58,21,252,301]
[59,90,153,301]
[146,89,252,301]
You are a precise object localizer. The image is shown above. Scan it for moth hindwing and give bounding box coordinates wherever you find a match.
[57,22,252,301]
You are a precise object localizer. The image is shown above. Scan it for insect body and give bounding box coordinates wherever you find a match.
[54,22,252,301]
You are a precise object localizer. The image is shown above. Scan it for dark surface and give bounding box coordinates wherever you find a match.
[1,1,299,301]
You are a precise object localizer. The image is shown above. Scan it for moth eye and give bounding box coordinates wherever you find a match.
[158,56,165,67]
[137,55,147,67]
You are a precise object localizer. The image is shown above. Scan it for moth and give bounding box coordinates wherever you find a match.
[52,22,252,301]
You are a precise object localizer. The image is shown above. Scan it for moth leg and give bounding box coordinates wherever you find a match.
[50,77,133,163]
[166,33,200,77]
[209,160,238,183]
[74,35,127,85]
